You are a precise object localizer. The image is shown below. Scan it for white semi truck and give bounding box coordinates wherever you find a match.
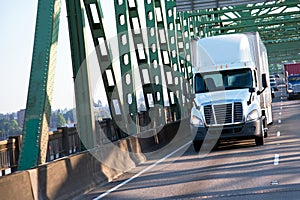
[190,32,273,151]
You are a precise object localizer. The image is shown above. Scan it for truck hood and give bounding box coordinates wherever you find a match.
[195,89,250,105]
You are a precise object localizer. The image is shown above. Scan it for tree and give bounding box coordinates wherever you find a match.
[63,109,75,123]
[57,113,66,127]
[0,118,22,137]
[50,111,67,128]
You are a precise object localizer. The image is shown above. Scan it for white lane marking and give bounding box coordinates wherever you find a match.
[277,131,281,137]
[274,154,280,165]
[271,180,279,185]
[93,141,192,200]
[278,119,282,124]
[279,112,282,116]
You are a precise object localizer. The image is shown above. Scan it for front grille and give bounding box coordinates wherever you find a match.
[234,103,243,122]
[204,102,243,125]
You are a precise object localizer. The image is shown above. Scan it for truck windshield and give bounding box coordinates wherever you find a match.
[195,69,253,93]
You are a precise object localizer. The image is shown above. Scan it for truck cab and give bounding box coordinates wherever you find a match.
[287,74,300,99]
[283,63,300,100]
[190,33,272,151]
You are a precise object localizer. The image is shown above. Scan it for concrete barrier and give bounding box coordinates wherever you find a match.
[0,119,189,200]
[0,171,34,200]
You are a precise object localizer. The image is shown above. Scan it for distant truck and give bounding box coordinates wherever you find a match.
[283,63,300,100]
[190,32,273,151]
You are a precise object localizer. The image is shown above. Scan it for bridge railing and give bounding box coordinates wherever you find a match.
[47,127,81,161]
[0,137,20,176]
[0,108,181,176]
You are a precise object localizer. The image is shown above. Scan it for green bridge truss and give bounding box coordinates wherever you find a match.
[19,0,300,170]
[181,0,300,73]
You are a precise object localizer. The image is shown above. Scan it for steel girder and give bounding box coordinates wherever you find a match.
[65,0,96,149]
[83,0,127,139]
[176,0,276,11]
[18,0,62,170]
[179,0,300,73]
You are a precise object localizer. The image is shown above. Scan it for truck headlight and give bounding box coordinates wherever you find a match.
[246,109,259,121]
[191,115,204,127]
[287,88,293,93]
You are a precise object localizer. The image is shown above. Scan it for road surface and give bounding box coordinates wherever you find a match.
[77,86,300,199]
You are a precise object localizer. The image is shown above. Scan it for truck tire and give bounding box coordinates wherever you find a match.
[255,136,264,146]
[263,117,268,138]
[193,141,202,152]
[255,122,264,146]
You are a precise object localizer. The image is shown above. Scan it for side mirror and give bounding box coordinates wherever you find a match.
[249,87,255,93]
[257,74,268,96]
[262,74,268,88]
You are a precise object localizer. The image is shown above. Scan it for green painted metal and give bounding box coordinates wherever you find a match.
[22,0,300,170]
[114,0,138,134]
[144,0,166,125]
[176,14,192,115]
[18,0,61,170]
[179,0,300,72]
[65,0,96,149]
[178,12,193,82]
[176,17,187,78]
[83,0,125,139]
[153,0,181,121]
[164,0,186,118]
[125,0,165,127]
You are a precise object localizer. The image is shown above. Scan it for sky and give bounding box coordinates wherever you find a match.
[0,1,74,113]
[0,1,118,114]
[0,1,168,114]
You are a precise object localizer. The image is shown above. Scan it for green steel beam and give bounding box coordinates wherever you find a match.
[266,40,300,52]
[177,12,194,117]
[267,40,300,66]
[164,0,184,119]
[176,17,187,78]
[114,0,138,134]
[126,0,166,127]
[186,1,299,17]
[180,0,300,67]
[154,0,181,121]
[83,0,125,139]
[178,12,193,81]
[189,10,300,26]
[18,0,61,170]
[205,18,300,34]
[65,0,96,149]
[144,0,166,125]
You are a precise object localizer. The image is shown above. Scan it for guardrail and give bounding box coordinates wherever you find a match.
[0,107,181,176]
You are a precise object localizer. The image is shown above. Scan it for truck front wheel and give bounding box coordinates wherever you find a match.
[255,136,264,146]
[193,141,203,152]
[255,122,264,146]
[287,95,293,100]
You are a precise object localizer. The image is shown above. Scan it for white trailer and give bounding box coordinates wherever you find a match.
[190,32,272,151]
